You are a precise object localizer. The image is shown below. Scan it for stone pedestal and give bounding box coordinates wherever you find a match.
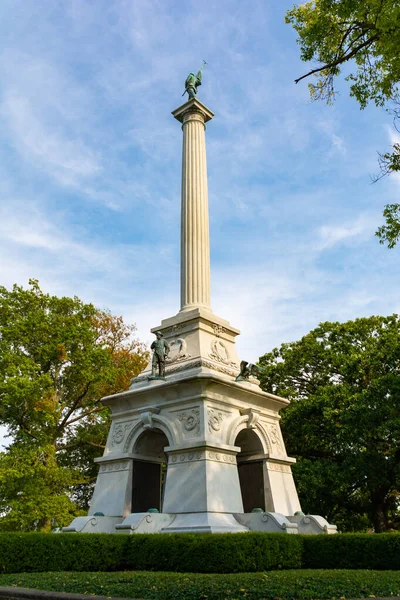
[72,365,301,534]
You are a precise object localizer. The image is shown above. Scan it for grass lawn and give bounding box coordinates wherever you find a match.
[1,570,400,599]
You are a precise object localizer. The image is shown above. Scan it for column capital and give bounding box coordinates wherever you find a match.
[172,98,214,124]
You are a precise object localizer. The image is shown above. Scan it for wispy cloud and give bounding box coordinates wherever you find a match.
[316,117,347,157]
[316,215,377,250]
[2,91,100,184]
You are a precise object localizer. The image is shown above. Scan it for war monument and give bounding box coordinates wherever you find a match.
[64,69,336,535]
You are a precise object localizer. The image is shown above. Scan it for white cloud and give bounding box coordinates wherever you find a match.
[316,215,376,249]
[3,92,100,182]
[316,117,347,156]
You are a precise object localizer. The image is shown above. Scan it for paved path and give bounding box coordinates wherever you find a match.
[0,587,136,600]
[1,585,399,600]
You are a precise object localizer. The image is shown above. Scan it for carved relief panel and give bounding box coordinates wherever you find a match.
[207,406,232,438]
[110,421,135,449]
[177,408,200,436]
[166,337,191,364]
[265,422,284,454]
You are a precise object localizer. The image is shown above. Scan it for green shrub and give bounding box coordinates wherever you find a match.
[303,533,400,570]
[0,532,301,574]
[120,532,303,573]
[2,531,400,575]
[0,533,127,574]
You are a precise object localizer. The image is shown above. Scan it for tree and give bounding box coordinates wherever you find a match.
[286,0,400,247]
[0,280,149,531]
[259,315,400,532]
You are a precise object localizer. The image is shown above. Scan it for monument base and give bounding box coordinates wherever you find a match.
[160,512,248,534]
[62,515,123,533]
[234,511,298,533]
[63,511,336,535]
[287,513,337,534]
[115,512,175,533]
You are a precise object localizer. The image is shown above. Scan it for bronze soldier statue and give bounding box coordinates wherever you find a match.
[150,331,170,378]
[183,61,207,100]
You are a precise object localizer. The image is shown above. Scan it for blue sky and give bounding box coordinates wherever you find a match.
[1,0,400,363]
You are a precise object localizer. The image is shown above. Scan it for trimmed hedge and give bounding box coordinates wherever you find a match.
[1,531,400,574]
[0,532,302,574]
[302,533,400,570]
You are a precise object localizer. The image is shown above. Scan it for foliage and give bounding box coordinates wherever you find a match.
[0,280,148,531]
[286,0,400,245]
[3,569,400,600]
[0,532,302,574]
[2,531,400,580]
[0,446,80,533]
[259,315,400,532]
[303,532,400,569]
[286,0,400,107]
[376,196,400,248]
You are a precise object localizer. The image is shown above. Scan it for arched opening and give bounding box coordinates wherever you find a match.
[131,429,168,513]
[235,428,267,513]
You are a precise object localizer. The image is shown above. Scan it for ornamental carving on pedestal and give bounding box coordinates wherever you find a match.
[267,462,291,474]
[207,408,224,432]
[100,460,129,473]
[268,424,283,452]
[164,323,186,336]
[111,422,132,447]
[166,337,191,364]
[212,324,226,337]
[209,339,237,367]
[178,409,200,436]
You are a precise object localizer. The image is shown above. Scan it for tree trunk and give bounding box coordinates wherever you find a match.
[371,487,389,533]
[39,517,52,533]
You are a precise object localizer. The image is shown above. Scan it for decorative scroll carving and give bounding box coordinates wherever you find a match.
[140,410,159,430]
[166,337,191,364]
[178,409,200,436]
[246,410,260,429]
[208,408,224,432]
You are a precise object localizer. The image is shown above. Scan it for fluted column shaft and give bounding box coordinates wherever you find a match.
[173,99,214,313]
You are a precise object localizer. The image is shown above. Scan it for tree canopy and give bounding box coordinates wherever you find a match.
[286,0,400,247]
[0,280,148,531]
[259,315,400,532]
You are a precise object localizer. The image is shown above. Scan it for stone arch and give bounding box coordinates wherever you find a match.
[234,426,268,513]
[227,413,272,455]
[123,411,176,454]
[133,429,169,459]
[127,425,171,514]
[235,428,264,457]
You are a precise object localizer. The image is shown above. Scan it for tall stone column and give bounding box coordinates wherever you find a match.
[172,99,214,313]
